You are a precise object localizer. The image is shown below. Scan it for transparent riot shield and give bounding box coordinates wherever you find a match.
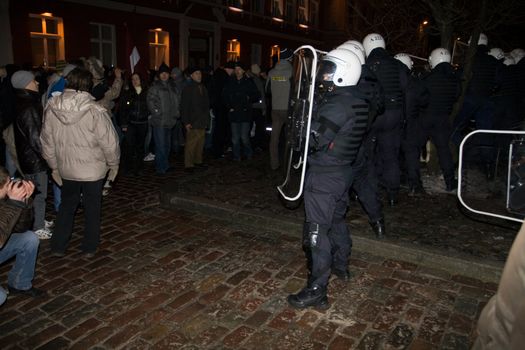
[277,46,323,202]
[458,129,525,223]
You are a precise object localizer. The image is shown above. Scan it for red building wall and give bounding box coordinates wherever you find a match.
[9,0,180,69]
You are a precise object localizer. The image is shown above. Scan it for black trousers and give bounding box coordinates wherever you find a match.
[404,115,455,188]
[122,123,148,174]
[303,170,352,288]
[212,106,229,157]
[50,179,104,254]
[370,108,403,194]
[352,142,383,222]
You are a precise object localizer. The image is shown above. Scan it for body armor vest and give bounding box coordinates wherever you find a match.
[467,49,499,97]
[422,64,459,115]
[367,53,403,108]
[311,87,369,166]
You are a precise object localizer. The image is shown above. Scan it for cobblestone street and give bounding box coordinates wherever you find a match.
[0,156,503,349]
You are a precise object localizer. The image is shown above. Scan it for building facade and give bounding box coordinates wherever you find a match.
[1,0,347,72]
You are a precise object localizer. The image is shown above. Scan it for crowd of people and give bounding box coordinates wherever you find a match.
[0,48,296,305]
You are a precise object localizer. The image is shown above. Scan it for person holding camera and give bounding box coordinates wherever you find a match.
[0,166,45,306]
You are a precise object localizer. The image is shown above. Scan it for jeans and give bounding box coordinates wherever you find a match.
[122,123,148,174]
[152,127,173,173]
[53,183,61,212]
[51,179,104,254]
[231,122,253,160]
[144,124,154,155]
[24,171,48,230]
[0,231,40,305]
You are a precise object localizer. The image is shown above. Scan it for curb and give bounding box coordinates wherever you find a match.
[161,191,503,283]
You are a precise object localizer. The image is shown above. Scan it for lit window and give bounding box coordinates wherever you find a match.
[272,0,283,18]
[90,23,116,66]
[149,29,170,70]
[29,13,65,68]
[297,0,308,25]
[228,0,244,12]
[310,1,319,27]
[227,39,241,62]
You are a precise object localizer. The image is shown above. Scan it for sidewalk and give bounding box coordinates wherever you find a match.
[0,154,506,349]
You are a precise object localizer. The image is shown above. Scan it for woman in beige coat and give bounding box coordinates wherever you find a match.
[40,68,120,257]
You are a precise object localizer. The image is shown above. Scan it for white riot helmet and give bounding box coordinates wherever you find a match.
[346,40,365,55]
[337,41,366,65]
[488,48,505,60]
[363,33,385,57]
[316,48,362,87]
[428,48,451,69]
[503,56,516,66]
[394,53,414,70]
[468,33,488,46]
[511,48,525,63]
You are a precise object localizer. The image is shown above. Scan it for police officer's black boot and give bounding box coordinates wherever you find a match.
[332,268,351,282]
[370,218,386,239]
[287,284,329,309]
[388,192,398,207]
[445,177,458,192]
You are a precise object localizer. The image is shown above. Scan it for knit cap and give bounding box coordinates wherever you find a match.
[11,70,34,89]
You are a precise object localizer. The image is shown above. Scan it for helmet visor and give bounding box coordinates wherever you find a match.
[316,60,337,83]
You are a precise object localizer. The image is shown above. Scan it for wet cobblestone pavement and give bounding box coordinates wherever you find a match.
[173,153,519,263]
[0,153,510,349]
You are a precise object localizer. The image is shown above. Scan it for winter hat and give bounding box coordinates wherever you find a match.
[280,48,294,60]
[234,61,246,71]
[250,63,261,75]
[158,63,170,74]
[62,64,77,77]
[11,70,34,89]
[171,67,182,76]
[55,60,67,72]
[187,67,201,75]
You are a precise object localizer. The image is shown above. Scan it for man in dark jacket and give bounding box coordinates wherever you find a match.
[0,166,45,305]
[222,62,260,161]
[181,68,210,172]
[147,63,180,174]
[12,70,51,240]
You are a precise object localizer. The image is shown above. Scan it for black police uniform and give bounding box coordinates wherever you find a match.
[411,62,459,190]
[288,85,369,309]
[351,65,386,236]
[402,68,430,192]
[366,48,408,204]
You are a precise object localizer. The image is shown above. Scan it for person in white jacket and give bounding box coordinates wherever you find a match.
[40,68,120,258]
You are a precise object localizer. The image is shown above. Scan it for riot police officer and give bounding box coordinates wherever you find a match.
[287,48,368,309]
[363,33,409,206]
[394,53,429,195]
[411,48,459,191]
[338,40,386,238]
[452,33,500,178]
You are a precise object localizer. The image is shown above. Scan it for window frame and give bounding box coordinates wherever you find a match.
[89,22,117,67]
[29,13,65,68]
[149,29,170,70]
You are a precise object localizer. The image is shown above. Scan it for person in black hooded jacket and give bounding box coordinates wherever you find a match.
[11,70,51,240]
[119,73,149,176]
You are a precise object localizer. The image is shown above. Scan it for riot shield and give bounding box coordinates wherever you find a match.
[458,129,525,223]
[277,45,322,202]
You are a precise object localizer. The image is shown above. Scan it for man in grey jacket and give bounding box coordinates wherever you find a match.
[266,48,293,170]
[147,63,181,174]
